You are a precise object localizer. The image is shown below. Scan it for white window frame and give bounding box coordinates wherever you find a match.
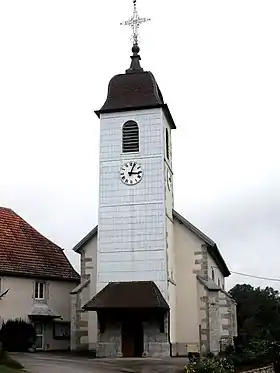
[34,281,45,300]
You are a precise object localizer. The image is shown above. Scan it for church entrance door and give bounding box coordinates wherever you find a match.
[122,318,143,357]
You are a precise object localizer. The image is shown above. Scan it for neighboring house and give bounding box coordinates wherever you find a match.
[0,207,80,350]
[71,211,237,356]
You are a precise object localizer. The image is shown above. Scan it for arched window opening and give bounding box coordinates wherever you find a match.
[122,121,139,153]
[165,128,169,160]
[212,269,215,281]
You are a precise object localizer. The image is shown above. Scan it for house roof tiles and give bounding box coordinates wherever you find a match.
[0,207,79,282]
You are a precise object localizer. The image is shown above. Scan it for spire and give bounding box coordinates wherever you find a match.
[120,0,151,74]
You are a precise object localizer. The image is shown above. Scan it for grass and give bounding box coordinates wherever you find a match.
[0,352,24,373]
[0,366,24,373]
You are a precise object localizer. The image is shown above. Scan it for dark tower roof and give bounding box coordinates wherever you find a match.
[95,45,176,129]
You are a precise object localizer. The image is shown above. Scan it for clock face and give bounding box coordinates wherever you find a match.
[167,169,172,190]
[120,161,143,185]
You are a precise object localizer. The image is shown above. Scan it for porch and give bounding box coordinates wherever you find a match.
[28,303,70,350]
[83,281,170,358]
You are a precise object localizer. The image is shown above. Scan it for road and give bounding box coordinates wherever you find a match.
[12,352,187,373]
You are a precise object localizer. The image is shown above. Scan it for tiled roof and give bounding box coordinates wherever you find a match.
[97,71,163,112]
[95,68,176,129]
[83,281,169,311]
[0,207,79,282]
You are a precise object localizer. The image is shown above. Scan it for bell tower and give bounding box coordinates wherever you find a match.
[95,0,176,304]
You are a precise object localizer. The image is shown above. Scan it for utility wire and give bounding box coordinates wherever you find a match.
[230,270,280,282]
[212,265,280,282]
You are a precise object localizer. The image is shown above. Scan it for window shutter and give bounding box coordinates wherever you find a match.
[122,121,139,153]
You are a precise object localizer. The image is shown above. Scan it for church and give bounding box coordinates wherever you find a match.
[70,1,237,358]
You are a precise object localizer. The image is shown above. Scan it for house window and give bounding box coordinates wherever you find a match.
[53,322,70,340]
[122,121,139,153]
[218,278,221,287]
[165,128,169,160]
[35,281,45,300]
[211,269,215,281]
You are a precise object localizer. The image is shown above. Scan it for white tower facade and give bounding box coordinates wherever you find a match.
[97,104,175,300]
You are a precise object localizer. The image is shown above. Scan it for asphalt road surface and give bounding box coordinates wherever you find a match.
[12,352,187,373]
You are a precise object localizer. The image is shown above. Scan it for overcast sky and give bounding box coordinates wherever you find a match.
[0,0,279,291]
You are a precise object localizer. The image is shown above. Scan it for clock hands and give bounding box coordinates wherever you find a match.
[128,162,136,176]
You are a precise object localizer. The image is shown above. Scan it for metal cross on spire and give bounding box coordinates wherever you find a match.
[121,0,151,47]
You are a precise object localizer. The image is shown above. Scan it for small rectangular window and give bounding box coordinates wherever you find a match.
[35,282,45,300]
[165,128,170,160]
[53,322,70,340]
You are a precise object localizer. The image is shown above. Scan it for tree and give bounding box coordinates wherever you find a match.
[229,284,280,342]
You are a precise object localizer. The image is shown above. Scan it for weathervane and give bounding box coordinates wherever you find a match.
[121,0,151,47]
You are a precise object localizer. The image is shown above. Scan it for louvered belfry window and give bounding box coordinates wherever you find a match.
[122,121,139,153]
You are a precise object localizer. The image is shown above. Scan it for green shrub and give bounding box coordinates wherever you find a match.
[186,357,235,373]
[0,319,35,352]
[221,339,274,370]
[185,339,274,373]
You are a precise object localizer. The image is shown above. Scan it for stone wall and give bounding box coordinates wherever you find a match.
[143,315,170,357]
[97,321,122,357]
[199,289,209,354]
[96,315,170,358]
[219,290,237,349]
[208,291,221,355]
[70,279,90,351]
[193,244,208,279]
[198,281,237,355]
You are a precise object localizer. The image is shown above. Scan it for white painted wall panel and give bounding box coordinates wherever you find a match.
[99,158,164,206]
[100,110,163,160]
[97,109,168,299]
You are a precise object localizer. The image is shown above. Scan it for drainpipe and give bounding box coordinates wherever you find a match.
[167,311,173,357]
